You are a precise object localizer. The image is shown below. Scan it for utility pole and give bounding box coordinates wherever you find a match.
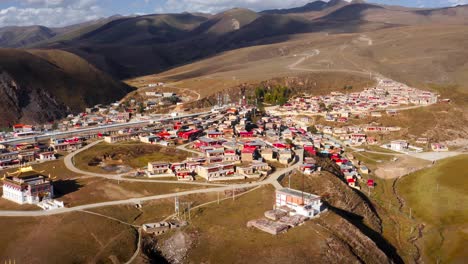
[288,173,291,189]
[410,208,412,219]
[217,191,220,204]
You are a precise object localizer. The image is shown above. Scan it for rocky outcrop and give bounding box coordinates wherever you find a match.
[318,212,393,264]
[0,48,133,126]
[0,71,69,126]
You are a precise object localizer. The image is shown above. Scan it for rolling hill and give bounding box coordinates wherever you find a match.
[0,49,133,126]
[26,1,466,80]
[0,0,466,124]
[0,26,56,48]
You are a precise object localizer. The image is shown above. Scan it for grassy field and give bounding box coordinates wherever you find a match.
[398,155,468,263]
[57,177,209,207]
[0,212,138,263]
[74,142,190,173]
[182,185,329,263]
[89,192,219,225]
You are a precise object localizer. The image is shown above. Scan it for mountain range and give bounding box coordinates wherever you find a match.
[0,0,467,124]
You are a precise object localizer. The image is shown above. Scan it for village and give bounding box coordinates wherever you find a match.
[0,75,454,237]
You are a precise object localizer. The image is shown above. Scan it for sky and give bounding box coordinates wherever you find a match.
[0,0,466,27]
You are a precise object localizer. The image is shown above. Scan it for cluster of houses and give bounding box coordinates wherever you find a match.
[270,78,438,120]
[0,137,88,168]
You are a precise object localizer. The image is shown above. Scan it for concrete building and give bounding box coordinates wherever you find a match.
[275,188,322,217]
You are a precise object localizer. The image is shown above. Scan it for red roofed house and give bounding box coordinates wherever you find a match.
[241,147,256,162]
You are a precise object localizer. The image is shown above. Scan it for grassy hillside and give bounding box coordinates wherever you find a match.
[0,48,133,125]
[0,26,56,48]
[0,212,138,263]
[398,155,468,263]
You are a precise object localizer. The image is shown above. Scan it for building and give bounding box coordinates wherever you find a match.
[2,167,54,204]
[196,163,238,181]
[275,188,323,217]
[390,140,409,151]
[104,133,134,143]
[147,162,170,175]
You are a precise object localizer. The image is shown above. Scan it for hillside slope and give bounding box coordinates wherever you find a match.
[0,26,56,48]
[0,49,133,126]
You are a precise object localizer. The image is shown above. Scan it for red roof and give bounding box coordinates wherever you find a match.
[242,148,255,154]
[347,178,355,183]
[367,179,374,187]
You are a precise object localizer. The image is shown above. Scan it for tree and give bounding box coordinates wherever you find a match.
[307,125,318,134]
[319,102,327,111]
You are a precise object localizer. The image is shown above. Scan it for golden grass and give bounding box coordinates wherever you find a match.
[398,155,468,263]
[0,212,138,263]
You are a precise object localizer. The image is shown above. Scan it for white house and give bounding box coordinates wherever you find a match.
[390,140,409,151]
[38,152,56,161]
[2,167,54,205]
[275,188,323,217]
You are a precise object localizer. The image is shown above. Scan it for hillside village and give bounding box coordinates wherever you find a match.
[0,74,453,208]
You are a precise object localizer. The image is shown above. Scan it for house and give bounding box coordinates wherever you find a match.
[139,135,159,144]
[206,131,224,138]
[278,149,293,165]
[237,161,270,178]
[239,131,254,138]
[241,148,255,162]
[18,151,35,163]
[275,188,323,217]
[390,140,408,151]
[38,152,56,161]
[431,143,448,152]
[359,165,369,174]
[223,149,240,163]
[261,148,275,161]
[147,162,170,176]
[2,166,54,204]
[104,133,134,143]
[196,163,240,181]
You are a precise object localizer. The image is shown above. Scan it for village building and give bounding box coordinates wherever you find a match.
[196,163,241,181]
[38,152,56,161]
[104,133,135,143]
[389,140,409,152]
[147,162,171,176]
[2,167,54,204]
[275,188,323,217]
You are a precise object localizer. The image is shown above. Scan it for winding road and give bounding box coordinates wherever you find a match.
[0,141,303,217]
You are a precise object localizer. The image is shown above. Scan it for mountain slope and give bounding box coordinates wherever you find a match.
[0,26,56,48]
[261,0,349,15]
[192,8,259,35]
[0,49,133,125]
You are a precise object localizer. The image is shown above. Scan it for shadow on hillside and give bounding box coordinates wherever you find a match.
[326,203,404,264]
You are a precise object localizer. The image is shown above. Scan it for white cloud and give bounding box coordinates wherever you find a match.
[448,0,468,5]
[0,0,102,27]
[155,0,314,13]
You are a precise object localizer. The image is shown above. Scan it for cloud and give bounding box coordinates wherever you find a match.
[448,0,468,5]
[0,0,102,27]
[155,0,314,13]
